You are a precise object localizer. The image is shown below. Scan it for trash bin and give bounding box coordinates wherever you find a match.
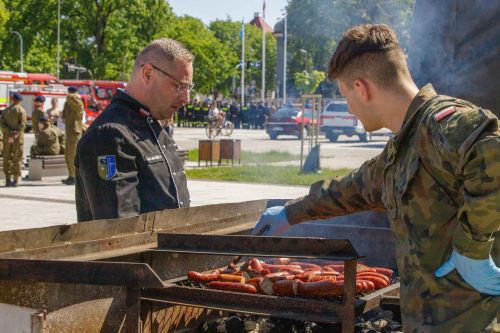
[198,140,220,166]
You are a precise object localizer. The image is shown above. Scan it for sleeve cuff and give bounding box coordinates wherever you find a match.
[284,196,310,225]
[452,225,494,260]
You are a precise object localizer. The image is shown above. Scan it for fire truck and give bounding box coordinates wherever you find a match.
[15,85,100,131]
[0,71,57,109]
[60,80,125,110]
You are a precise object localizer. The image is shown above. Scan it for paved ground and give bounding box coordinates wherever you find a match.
[2,127,388,231]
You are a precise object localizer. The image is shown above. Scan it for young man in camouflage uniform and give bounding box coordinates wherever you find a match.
[0,92,27,187]
[253,24,499,332]
[29,115,61,156]
[61,86,84,185]
[31,95,46,137]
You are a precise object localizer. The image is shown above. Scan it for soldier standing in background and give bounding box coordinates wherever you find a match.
[254,24,499,332]
[29,115,61,156]
[61,86,84,185]
[0,92,26,187]
[31,96,46,137]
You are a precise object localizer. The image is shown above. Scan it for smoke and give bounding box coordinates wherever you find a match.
[408,0,500,115]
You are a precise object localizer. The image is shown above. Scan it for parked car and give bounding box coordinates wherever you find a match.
[265,107,319,140]
[320,100,392,142]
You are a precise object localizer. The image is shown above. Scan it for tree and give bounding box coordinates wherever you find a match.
[209,19,277,98]
[158,16,236,95]
[294,70,326,94]
[285,0,415,96]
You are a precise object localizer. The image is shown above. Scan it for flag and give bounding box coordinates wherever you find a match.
[240,18,245,40]
[263,0,266,18]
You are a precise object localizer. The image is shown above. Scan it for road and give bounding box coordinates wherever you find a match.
[23,127,389,170]
[173,127,389,169]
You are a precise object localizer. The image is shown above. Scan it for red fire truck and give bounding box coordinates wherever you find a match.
[60,80,125,110]
[0,71,57,109]
[15,85,100,131]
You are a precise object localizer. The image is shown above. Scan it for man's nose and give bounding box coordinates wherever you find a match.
[179,90,190,104]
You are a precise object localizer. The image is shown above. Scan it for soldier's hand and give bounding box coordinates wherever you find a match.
[435,250,500,295]
[8,136,13,144]
[252,206,290,236]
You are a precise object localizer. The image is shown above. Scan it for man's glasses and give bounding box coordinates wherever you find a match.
[143,63,195,94]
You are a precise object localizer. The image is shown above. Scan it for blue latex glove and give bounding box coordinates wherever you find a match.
[434,250,500,295]
[252,206,290,236]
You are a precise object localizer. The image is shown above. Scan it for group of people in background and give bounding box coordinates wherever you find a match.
[176,100,281,129]
[0,86,85,187]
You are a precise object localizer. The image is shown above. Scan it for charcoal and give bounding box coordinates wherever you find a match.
[244,320,257,332]
[373,319,388,330]
[226,316,245,333]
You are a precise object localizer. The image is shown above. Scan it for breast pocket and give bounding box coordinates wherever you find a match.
[397,157,457,239]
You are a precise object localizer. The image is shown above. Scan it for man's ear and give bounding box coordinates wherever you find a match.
[141,64,153,85]
[353,79,370,101]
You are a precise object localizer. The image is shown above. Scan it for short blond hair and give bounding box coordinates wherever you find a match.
[133,38,194,72]
[328,24,410,88]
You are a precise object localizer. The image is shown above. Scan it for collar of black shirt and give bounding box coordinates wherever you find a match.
[113,88,152,118]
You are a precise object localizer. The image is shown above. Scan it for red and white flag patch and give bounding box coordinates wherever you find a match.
[434,106,456,121]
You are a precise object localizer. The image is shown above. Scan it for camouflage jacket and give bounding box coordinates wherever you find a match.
[61,93,84,134]
[285,84,499,332]
[0,104,26,138]
[35,125,60,155]
[31,107,45,136]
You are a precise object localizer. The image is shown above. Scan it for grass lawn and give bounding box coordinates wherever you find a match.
[185,165,352,186]
[188,149,301,164]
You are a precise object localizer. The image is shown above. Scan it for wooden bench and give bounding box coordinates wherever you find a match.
[27,155,68,181]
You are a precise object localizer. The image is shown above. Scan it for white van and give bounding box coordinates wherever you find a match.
[321,100,393,142]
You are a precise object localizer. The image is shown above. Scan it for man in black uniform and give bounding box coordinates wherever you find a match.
[75,38,194,222]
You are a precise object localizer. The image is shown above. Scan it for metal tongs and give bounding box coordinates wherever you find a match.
[226,224,270,269]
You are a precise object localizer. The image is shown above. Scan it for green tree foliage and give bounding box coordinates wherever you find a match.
[209,19,277,97]
[159,16,236,94]
[285,0,415,96]
[294,70,326,94]
[0,0,8,38]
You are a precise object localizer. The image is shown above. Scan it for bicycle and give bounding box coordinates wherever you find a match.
[206,116,234,138]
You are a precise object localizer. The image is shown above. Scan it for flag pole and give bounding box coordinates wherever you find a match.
[283,15,287,104]
[241,18,245,107]
[261,1,266,102]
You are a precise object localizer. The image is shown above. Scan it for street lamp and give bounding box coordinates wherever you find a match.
[10,31,24,72]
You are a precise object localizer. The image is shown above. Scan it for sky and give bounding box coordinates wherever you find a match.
[168,0,289,28]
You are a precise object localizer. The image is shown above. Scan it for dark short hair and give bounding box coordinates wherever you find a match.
[328,24,410,88]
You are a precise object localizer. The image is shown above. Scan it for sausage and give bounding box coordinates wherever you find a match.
[218,274,245,283]
[360,275,389,289]
[321,266,341,274]
[246,277,264,293]
[187,270,220,283]
[297,279,344,298]
[273,279,298,297]
[356,272,390,284]
[357,279,375,292]
[308,275,337,282]
[249,258,265,273]
[289,262,322,270]
[208,281,257,294]
[372,267,394,278]
[262,264,303,273]
[264,271,292,281]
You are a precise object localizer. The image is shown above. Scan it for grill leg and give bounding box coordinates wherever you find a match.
[125,287,141,333]
[341,259,356,333]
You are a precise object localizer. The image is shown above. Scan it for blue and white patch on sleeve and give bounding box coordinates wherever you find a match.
[97,155,117,181]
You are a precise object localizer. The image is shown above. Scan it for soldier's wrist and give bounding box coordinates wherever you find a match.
[452,226,494,260]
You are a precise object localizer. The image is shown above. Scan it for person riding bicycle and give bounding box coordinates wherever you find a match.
[208,102,223,129]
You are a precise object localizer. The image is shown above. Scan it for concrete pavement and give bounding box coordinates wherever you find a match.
[1,127,386,232]
[0,175,308,231]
